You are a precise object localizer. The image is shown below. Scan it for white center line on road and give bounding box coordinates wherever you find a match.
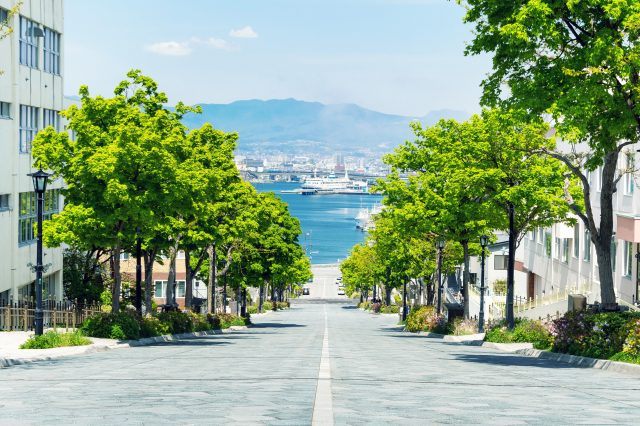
[312,306,333,426]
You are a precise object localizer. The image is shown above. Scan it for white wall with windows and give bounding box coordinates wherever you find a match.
[0,0,64,302]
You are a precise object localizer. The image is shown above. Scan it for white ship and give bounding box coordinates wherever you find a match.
[299,170,368,195]
[355,204,383,231]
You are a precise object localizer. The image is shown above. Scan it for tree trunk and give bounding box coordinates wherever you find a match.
[207,244,217,314]
[112,245,122,312]
[506,202,516,329]
[258,282,264,312]
[385,286,391,306]
[143,250,155,315]
[594,151,618,307]
[166,245,178,307]
[184,250,193,309]
[461,240,470,318]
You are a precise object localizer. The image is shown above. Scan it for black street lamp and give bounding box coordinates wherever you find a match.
[28,169,51,336]
[436,238,445,314]
[135,226,142,314]
[479,235,489,333]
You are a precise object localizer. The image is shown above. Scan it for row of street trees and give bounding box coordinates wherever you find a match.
[344,1,640,326]
[33,70,311,313]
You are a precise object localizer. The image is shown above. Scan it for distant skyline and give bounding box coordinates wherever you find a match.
[64,0,491,117]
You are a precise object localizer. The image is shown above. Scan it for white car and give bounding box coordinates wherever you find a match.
[338,289,345,295]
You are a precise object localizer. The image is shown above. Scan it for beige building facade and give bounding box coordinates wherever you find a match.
[0,0,64,303]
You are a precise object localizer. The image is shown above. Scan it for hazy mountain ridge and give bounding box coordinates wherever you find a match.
[180,98,469,154]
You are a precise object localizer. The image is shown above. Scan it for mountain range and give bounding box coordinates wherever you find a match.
[180,98,469,155]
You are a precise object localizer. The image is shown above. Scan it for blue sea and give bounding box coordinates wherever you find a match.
[254,182,382,265]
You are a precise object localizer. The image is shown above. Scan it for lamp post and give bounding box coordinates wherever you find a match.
[479,235,488,333]
[436,238,445,314]
[28,169,51,336]
[135,226,142,314]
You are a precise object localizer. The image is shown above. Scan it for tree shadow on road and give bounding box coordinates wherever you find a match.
[143,340,235,347]
[249,322,307,329]
[453,353,577,369]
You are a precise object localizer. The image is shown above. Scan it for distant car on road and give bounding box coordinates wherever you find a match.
[302,288,310,295]
[338,289,345,296]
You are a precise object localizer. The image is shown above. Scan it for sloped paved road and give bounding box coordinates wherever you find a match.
[1,303,640,424]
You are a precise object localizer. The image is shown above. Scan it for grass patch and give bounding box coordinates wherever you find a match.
[20,331,92,349]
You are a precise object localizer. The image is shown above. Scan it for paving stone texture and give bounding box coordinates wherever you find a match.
[1,301,640,424]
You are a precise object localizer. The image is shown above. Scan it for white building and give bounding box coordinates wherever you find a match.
[0,0,64,304]
[470,148,640,315]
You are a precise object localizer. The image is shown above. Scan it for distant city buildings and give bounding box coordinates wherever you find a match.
[0,0,65,304]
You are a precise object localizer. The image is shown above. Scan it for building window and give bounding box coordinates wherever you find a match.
[19,16,40,68]
[494,255,508,270]
[0,194,9,211]
[19,105,38,153]
[154,280,165,298]
[0,8,8,23]
[0,101,10,118]
[176,281,186,298]
[562,238,569,263]
[624,241,633,277]
[120,252,130,261]
[573,224,580,258]
[584,229,591,262]
[538,227,543,244]
[18,189,60,245]
[43,27,61,75]
[43,109,60,131]
[625,155,635,195]
[555,237,561,260]
[545,230,552,257]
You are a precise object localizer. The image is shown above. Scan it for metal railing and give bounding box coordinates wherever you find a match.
[0,300,102,332]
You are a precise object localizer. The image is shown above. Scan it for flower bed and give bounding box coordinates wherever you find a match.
[405,305,448,334]
[485,319,553,350]
[551,310,640,362]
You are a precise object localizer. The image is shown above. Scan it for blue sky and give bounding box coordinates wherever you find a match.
[64,0,490,117]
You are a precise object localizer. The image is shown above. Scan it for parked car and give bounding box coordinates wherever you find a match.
[338,289,345,296]
[302,288,310,295]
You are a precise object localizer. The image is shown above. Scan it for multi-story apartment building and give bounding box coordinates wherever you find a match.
[471,148,640,314]
[0,0,64,304]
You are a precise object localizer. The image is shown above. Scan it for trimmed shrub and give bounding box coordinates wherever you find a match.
[139,316,170,338]
[247,306,258,315]
[622,318,640,357]
[262,301,274,311]
[156,311,195,334]
[81,312,141,340]
[216,313,248,328]
[371,302,382,313]
[276,301,290,310]
[206,313,222,329]
[379,304,399,314]
[358,301,371,310]
[405,305,448,334]
[20,331,91,349]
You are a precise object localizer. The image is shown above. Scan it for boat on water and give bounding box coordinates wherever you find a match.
[355,204,383,231]
[281,170,370,195]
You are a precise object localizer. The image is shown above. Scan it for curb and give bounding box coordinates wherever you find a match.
[514,348,640,375]
[0,326,248,369]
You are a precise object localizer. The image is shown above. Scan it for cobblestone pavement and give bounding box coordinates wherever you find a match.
[1,303,640,424]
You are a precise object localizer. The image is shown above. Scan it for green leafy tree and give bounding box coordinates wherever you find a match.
[461,0,640,306]
[0,2,20,75]
[33,70,196,312]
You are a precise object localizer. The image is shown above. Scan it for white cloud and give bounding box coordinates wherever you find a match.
[146,41,192,56]
[229,26,258,39]
[204,37,230,50]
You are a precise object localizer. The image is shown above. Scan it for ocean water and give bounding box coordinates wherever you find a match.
[254,182,382,265]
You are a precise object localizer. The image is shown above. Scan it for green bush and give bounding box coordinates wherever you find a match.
[485,319,553,350]
[393,294,402,306]
[247,306,258,315]
[358,301,371,310]
[81,312,141,340]
[206,313,222,329]
[139,316,170,338]
[156,311,195,334]
[216,313,249,328]
[276,301,290,310]
[379,304,399,314]
[20,331,91,349]
[405,305,448,334]
[262,301,273,311]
